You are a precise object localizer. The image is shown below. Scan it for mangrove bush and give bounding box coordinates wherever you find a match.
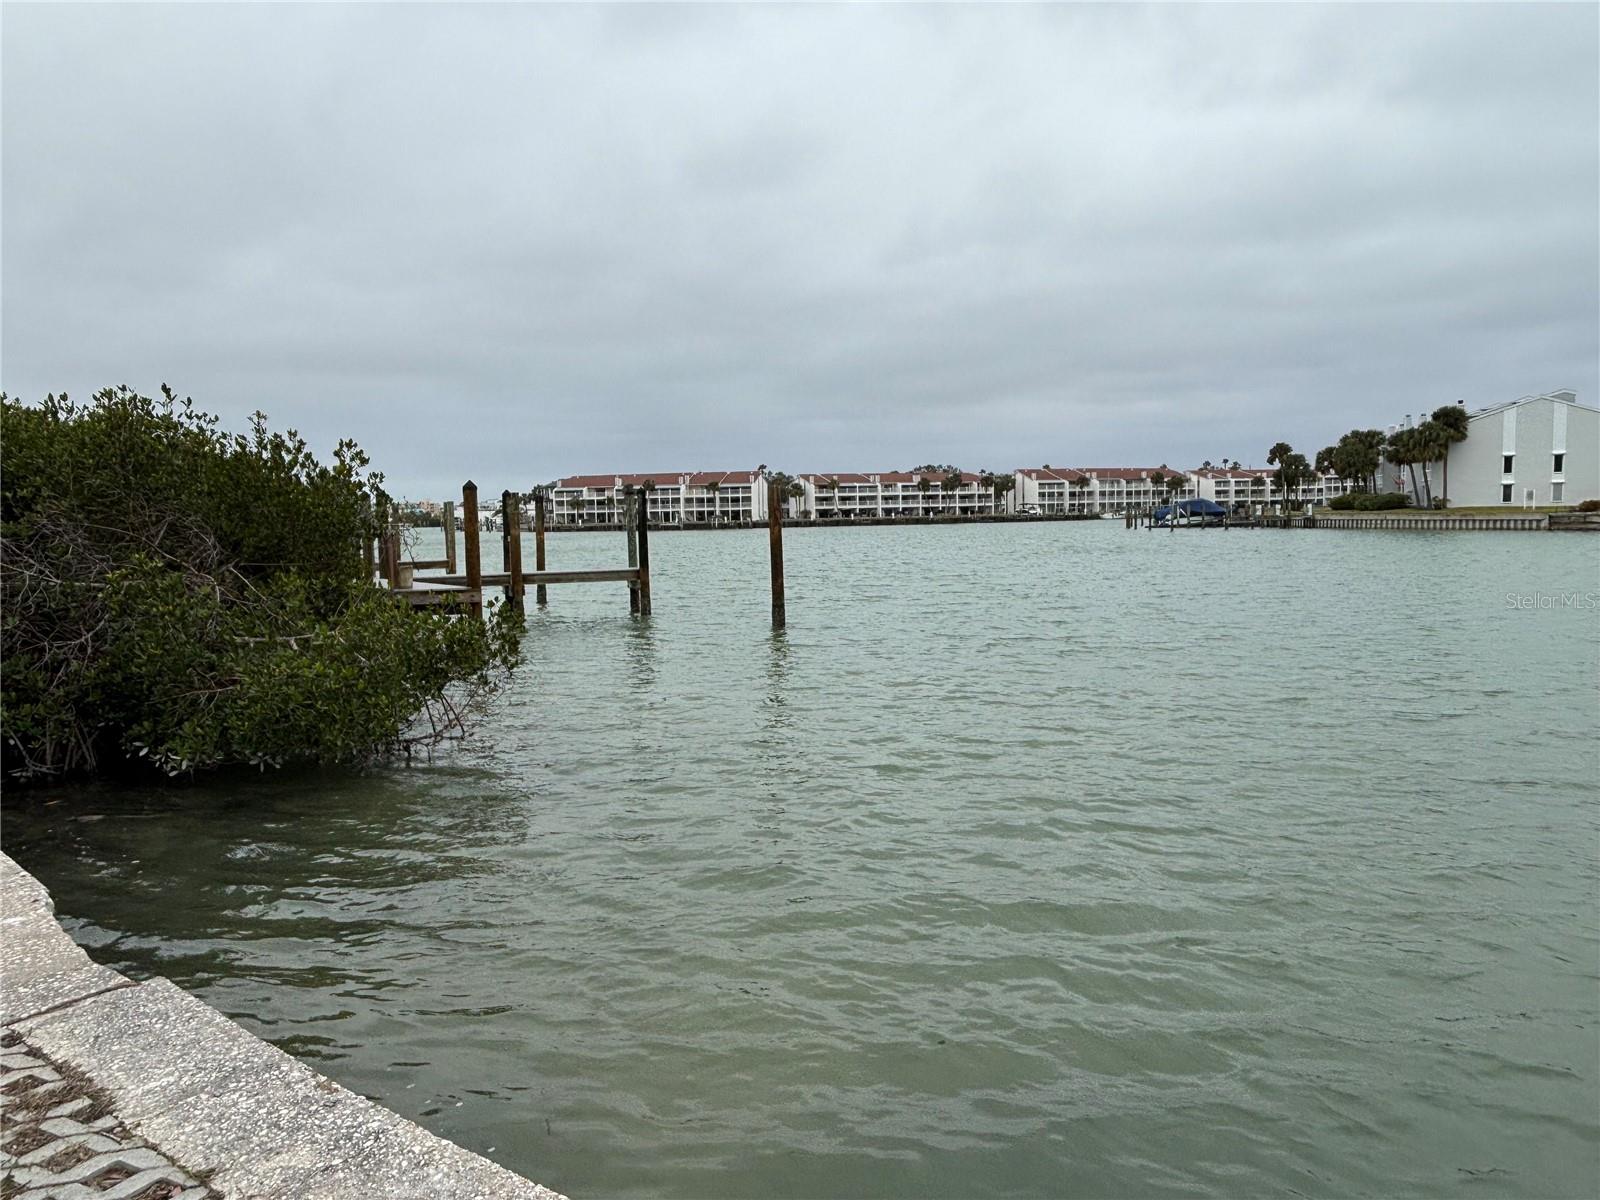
[1,387,521,781]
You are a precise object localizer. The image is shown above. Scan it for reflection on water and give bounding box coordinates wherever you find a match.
[7,523,1599,1200]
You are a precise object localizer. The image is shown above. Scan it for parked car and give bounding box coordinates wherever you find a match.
[1019,504,1041,516]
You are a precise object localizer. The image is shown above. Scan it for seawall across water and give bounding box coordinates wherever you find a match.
[0,852,567,1200]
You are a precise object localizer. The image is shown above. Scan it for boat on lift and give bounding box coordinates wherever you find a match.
[1152,498,1229,527]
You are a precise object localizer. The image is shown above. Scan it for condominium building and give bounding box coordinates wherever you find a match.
[1013,467,1089,513]
[1380,390,1597,507]
[1189,468,1273,510]
[792,472,998,519]
[1189,467,1353,510]
[549,471,767,525]
[1014,467,1196,514]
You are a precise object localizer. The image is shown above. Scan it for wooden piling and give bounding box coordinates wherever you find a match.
[768,479,786,629]
[362,497,378,579]
[635,488,652,616]
[533,490,548,606]
[625,487,640,615]
[502,490,524,606]
[501,490,513,573]
[443,500,457,573]
[389,527,404,586]
[462,480,482,617]
[373,498,390,580]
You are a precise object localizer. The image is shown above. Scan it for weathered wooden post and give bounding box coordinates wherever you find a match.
[533,489,548,606]
[624,486,640,615]
[462,480,482,618]
[361,497,377,579]
[443,500,457,573]
[385,526,403,587]
[768,479,786,629]
[635,486,652,617]
[373,497,390,580]
[502,490,525,608]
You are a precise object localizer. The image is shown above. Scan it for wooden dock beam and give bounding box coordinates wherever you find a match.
[429,568,640,587]
[443,500,457,573]
[768,479,785,629]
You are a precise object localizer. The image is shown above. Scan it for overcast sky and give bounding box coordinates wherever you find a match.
[4,2,1595,497]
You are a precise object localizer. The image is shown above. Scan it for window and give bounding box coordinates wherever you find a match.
[1502,483,1513,503]
[1552,482,1564,503]
[1503,454,1514,474]
[1553,453,1564,474]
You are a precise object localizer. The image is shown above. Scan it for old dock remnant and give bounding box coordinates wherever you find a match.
[382,480,652,616]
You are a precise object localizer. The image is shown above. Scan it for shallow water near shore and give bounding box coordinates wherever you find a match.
[7,521,1599,1198]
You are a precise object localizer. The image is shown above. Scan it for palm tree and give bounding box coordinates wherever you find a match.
[1414,419,1454,508]
[1073,474,1092,514]
[1280,453,1310,509]
[705,478,722,524]
[992,472,1015,513]
[1266,444,1293,511]
[816,476,839,517]
[1430,405,1469,507]
[1386,428,1421,506]
[916,475,932,515]
[942,468,964,513]
[1333,429,1385,494]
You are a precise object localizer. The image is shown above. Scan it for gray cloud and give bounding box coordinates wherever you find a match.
[4,2,1595,497]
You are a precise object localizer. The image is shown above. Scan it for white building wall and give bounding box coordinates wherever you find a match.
[1426,393,1597,507]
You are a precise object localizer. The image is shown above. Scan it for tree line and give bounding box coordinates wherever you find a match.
[1271,405,1469,508]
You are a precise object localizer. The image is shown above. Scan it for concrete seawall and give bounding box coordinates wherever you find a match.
[1304,514,1551,530]
[0,852,567,1199]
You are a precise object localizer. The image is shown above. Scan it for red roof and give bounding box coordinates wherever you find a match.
[1019,467,1091,483]
[687,471,754,487]
[1082,467,1172,481]
[556,473,691,489]
[800,472,875,485]
[1019,466,1190,482]
[875,471,982,485]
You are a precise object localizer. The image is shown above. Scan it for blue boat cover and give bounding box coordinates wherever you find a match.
[1154,497,1228,522]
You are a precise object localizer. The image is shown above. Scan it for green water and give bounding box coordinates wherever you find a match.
[6,522,1598,1198]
